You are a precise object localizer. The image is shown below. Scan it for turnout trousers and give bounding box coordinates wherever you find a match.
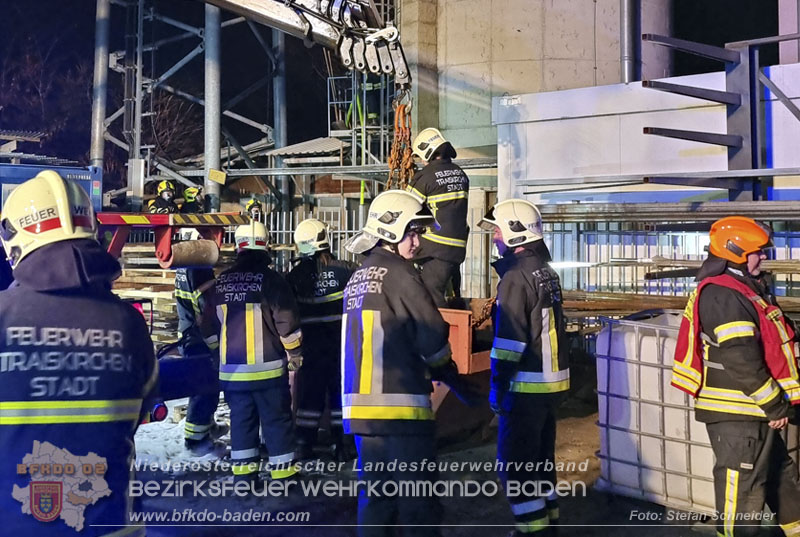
[226,386,297,480]
[706,421,800,537]
[419,258,461,308]
[354,433,442,537]
[295,351,343,449]
[497,405,560,535]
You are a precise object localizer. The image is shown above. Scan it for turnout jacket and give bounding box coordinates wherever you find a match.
[147,197,178,214]
[406,158,469,264]
[341,247,454,435]
[672,259,799,423]
[202,250,303,391]
[490,241,570,413]
[175,267,215,348]
[286,254,356,358]
[0,240,157,537]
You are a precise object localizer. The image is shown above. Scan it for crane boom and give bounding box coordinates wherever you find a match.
[203,0,411,89]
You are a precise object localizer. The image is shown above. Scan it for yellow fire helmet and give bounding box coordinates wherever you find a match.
[157,180,175,195]
[294,218,330,256]
[0,170,97,267]
[234,221,269,252]
[183,186,200,202]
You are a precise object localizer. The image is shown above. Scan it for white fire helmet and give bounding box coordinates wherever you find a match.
[294,218,330,257]
[479,198,543,247]
[234,221,269,252]
[345,190,435,254]
[411,127,447,161]
[0,170,97,267]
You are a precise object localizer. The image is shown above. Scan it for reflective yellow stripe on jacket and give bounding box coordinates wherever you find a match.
[0,399,143,425]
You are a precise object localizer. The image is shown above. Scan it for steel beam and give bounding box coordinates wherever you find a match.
[204,3,222,209]
[642,33,740,63]
[90,0,111,169]
[642,127,742,148]
[538,201,800,223]
[641,80,740,106]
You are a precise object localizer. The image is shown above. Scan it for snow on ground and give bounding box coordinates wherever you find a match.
[134,398,229,472]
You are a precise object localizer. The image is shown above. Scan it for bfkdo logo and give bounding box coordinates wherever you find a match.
[30,482,62,522]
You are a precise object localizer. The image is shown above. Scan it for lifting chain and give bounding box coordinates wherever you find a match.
[387,91,414,190]
[471,296,496,328]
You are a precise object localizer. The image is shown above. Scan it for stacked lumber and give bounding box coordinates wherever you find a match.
[113,268,178,344]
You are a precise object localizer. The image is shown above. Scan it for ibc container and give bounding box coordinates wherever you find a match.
[595,311,800,514]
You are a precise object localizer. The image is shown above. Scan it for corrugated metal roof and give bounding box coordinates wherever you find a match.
[264,137,348,157]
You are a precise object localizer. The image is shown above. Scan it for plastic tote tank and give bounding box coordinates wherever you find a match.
[595,311,800,514]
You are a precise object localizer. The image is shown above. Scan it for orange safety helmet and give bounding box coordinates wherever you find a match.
[708,216,773,264]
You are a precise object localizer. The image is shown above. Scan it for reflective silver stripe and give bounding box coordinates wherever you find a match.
[280,328,302,348]
[750,379,781,405]
[231,447,260,460]
[269,452,295,466]
[428,191,467,203]
[703,359,725,370]
[700,386,759,402]
[330,410,342,417]
[296,410,323,418]
[219,360,284,373]
[424,342,452,365]
[296,419,319,427]
[511,498,546,516]
[340,312,348,398]
[0,400,142,420]
[342,393,432,407]
[541,307,554,372]
[204,335,219,345]
[253,303,264,362]
[185,422,211,432]
[371,310,385,394]
[297,291,344,304]
[492,337,526,353]
[695,399,767,417]
[511,370,571,383]
[301,314,343,324]
[406,186,426,202]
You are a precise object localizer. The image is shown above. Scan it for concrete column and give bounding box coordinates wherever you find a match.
[399,0,439,134]
[204,4,222,211]
[779,0,800,64]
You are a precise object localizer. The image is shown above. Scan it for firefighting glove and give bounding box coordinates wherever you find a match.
[287,354,303,372]
[431,361,483,407]
[789,406,799,426]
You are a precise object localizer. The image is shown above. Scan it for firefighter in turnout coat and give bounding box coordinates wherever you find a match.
[148,180,179,214]
[480,199,570,536]
[174,228,219,452]
[406,128,469,307]
[201,221,302,485]
[671,216,800,537]
[286,218,356,460]
[0,170,157,536]
[342,190,480,537]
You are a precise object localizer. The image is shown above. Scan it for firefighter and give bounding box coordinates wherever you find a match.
[201,221,301,487]
[180,186,203,213]
[245,198,263,221]
[286,218,357,461]
[174,229,219,453]
[479,199,570,536]
[342,190,480,537]
[406,127,469,307]
[0,170,157,536]
[148,180,179,214]
[671,216,800,537]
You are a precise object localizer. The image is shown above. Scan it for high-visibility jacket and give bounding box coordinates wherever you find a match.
[406,158,469,264]
[286,254,356,355]
[341,247,453,435]
[490,241,570,413]
[202,250,302,391]
[0,239,157,536]
[672,271,800,422]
